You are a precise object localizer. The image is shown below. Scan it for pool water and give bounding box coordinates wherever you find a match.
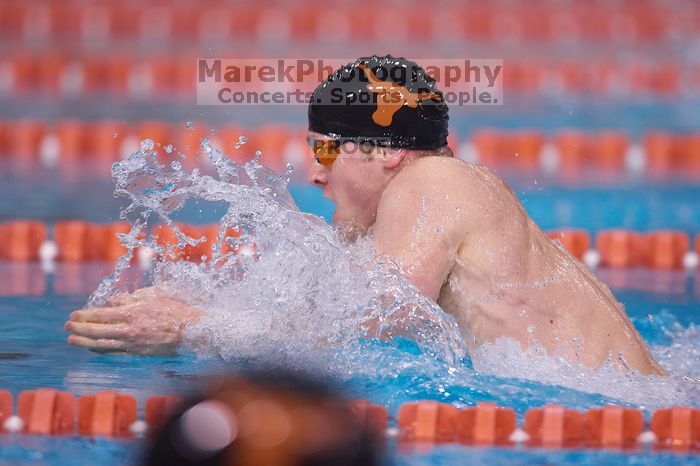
[0,176,698,465]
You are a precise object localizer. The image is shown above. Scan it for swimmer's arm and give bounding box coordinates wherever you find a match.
[371,170,465,302]
[65,286,204,356]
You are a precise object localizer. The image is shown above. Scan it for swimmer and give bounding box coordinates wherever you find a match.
[66,55,666,376]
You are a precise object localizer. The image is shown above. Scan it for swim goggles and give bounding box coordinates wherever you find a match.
[307,136,388,167]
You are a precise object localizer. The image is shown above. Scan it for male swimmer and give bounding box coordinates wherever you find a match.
[66,56,666,376]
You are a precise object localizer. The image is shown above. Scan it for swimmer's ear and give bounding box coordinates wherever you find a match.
[380,148,407,169]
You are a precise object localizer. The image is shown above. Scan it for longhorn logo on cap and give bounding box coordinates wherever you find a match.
[358,64,443,127]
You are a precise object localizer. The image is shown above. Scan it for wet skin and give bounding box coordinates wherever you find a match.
[66,134,666,375]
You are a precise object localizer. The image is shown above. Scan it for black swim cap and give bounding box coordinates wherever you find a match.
[308,55,449,151]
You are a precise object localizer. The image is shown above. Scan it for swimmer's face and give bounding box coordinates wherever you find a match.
[306,131,399,239]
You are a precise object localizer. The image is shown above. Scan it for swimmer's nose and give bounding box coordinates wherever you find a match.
[307,160,329,187]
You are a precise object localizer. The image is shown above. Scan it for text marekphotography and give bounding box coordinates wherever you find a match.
[197,59,504,106]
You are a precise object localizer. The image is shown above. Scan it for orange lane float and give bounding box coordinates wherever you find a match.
[585,406,644,449]
[54,221,132,262]
[137,120,173,149]
[456,402,516,445]
[471,129,504,167]
[351,400,389,437]
[651,407,700,451]
[0,220,46,262]
[679,133,700,172]
[0,391,696,454]
[596,229,644,268]
[643,132,678,173]
[246,125,292,174]
[92,222,131,262]
[641,230,690,270]
[90,120,126,162]
[510,130,544,168]
[54,221,91,262]
[55,120,90,161]
[78,392,137,437]
[397,401,458,443]
[523,404,586,448]
[17,389,76,435]
[145,395,184,430]
[546,229,591,260]
[555,130,589,169]
[9,119,45,160]
[0,390,12,433]
[591,131,628,170]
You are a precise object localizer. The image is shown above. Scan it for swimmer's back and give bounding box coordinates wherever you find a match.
[378,156,666,375]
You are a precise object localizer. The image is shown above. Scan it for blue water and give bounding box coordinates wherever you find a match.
[0,178,698,464]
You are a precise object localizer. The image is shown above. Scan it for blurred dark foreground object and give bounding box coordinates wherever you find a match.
[141,369,382,466]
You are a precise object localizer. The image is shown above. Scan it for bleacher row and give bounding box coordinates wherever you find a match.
[1,0,698,45]
[0,390,698,452]
[0,55,695,97]
[0,120,699,176]
[0,220,698,271]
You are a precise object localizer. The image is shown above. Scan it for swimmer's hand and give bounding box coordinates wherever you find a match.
[64,287,202,356]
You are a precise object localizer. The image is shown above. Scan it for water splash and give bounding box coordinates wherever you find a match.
[88,135,466,366]
[88,135,699,410]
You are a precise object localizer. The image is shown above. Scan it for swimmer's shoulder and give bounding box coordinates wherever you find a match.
[394,156,505,197]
